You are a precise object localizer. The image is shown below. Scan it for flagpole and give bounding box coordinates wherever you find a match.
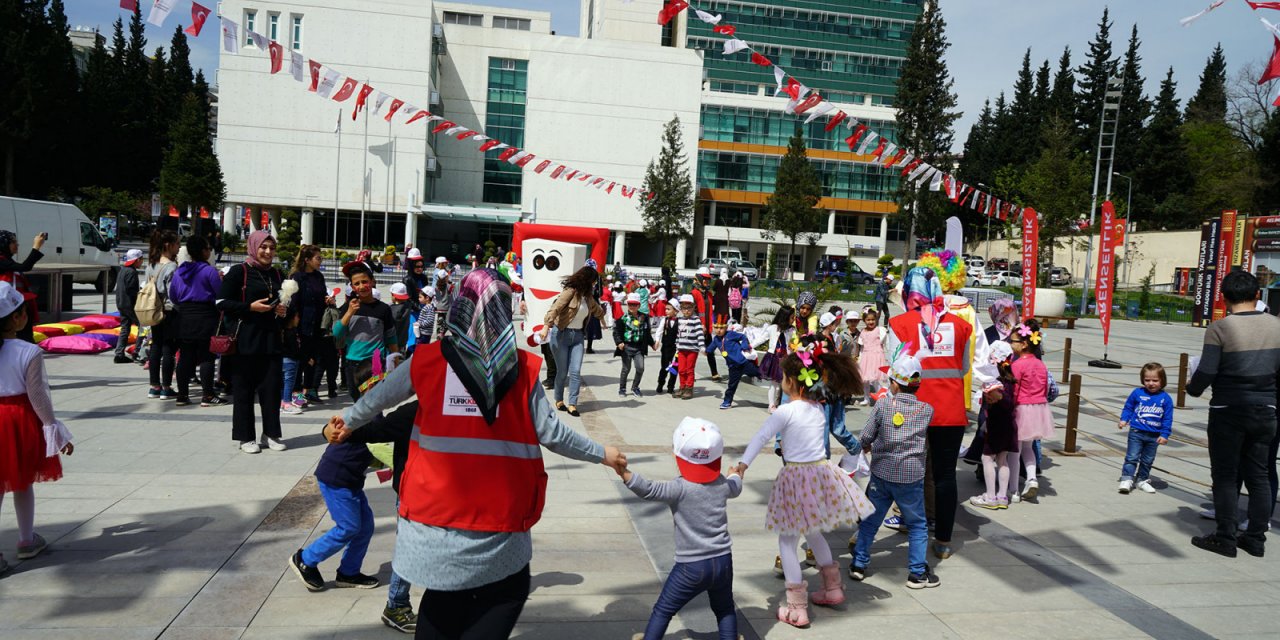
[333,108,341,271]
[384,116,391,247]
[359,93,369,252]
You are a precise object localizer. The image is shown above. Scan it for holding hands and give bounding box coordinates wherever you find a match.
[322,415,352,444]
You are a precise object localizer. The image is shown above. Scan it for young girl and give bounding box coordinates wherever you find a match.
[674,294,706,399]
[736,345,874,628]
[758,306,795,413]
[856,309,888,406]
[1010,320,1052,501]
[1117,363,1174,494]
[793,291,819,339]
[728,274,744,324]
[969,342,1018,509]
[0,282,73,573]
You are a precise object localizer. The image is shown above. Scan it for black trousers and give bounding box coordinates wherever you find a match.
[1208,406,1277,543]
[314,337,340,395]
[656,344,678,392]
[926,426,965,543]
[540,343,557,385]
[227,354,282,443]
[175,339,214,400]
[877,302,891,320]
[416,564,530,640]
[148,319,176,388]
[344,358,373,401]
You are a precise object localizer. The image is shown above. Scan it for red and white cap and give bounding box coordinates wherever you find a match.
[123,249,143,265]
[678,294,695,304]
[673,417,724,484]
[389,283,409,301]
[696,266,712,277]
[626,292,641,304]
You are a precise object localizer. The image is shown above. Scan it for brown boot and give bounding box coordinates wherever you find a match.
[810,563,845,606]
[684,388,694,400]
[777,581,810,628]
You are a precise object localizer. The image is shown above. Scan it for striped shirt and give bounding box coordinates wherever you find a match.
[675,315,706,352]
[858,392,933,484]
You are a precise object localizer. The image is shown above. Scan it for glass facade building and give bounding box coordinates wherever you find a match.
[483,58,528,205]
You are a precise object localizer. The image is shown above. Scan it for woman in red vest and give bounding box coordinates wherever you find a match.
[328,268,626,639]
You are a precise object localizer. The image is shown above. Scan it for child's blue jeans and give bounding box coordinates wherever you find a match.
[302,481,374,576]
[1120,428,1161,483]
[854,474,928,575]
[387,499,412,610]
[281,357,300,402]
[642,553,736,640]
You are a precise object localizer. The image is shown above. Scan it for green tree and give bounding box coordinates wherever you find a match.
[1114,24,1151,175]
[1075,8,1118,153]
[1006,49,1041,168]
[761,128,821,278]
[1186,44,1228,124]
[638,116,695,268]
[1182,120,1260,222]
[159,93,225,214]
[1136,68,1193,229]
[1017,118,1092,283]
[1046,47,1076,123]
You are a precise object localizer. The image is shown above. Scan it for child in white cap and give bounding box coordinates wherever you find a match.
[617,417,742,640]
[849,354,939,589]
[673,294,706,399]
[415,286,437,345]
[613,292,654,398]
[113,248,145,363]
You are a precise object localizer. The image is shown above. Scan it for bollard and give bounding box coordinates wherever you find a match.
[1056,374,1085,457]
[1177,352,1188,408]
[1062,337,1072,381]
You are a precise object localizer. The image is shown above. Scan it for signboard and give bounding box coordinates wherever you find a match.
[1096,202,1116,346]
[1193,220,1217,327]
[1254,238,1280,252]
[1212,210,1237,322]
[1020,208,1038,320]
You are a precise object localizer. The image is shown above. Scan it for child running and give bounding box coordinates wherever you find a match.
[736,343,874,628]
[969,342,1018,509]
[856,309,888,406]
[614,292,654,398]
[1010,320,1053,501]
[708,321,758,410]
[0,282,74,573]
[674,294,706,400]
[1117,362,1174,494]
[619,418,743,640]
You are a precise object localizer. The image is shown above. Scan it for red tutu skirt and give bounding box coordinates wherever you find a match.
[0,394,62,494]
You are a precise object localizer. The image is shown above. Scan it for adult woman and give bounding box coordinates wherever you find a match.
[290,245,333,404]
[326,269,625,638]
[401,252,430,317]
[145,231,180,399]
[217,230,287,454]
[538,265,605,417]
[169,236,225,407]
[0,231,45,342]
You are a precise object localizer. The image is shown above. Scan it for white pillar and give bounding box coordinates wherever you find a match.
[675,238,688,269]
[222,204,237,234]
[827,210,836,236]
[404,211,418,251]
[301,209,315,246]
[879,214,889,256]
[614,230,627,265]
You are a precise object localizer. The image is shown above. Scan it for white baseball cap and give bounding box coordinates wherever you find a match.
[408,248,422,259]
[728,322,743,333]
[372,288,382,301]
[887,354,923,388]
[673,417,724,484]
[0,281,24,317]
[389,283,409,300]
[123,249,143,265]
[696,267,711,277]
[435,256,448,264]
[421,285,437,298]
[626,292,641,304]
[678,294,695,304]
[988,340,1014,365]
[639,279,649,287]
[820,312,838,328]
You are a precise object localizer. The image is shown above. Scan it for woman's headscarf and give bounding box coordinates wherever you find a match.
[988,298,1018,340]
[442,268,518,425]
[0,230,15,258]
[796,290,817,311]
[245,230,274,268]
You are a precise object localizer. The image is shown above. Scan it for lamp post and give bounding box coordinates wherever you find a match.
[1112,172,1133,287]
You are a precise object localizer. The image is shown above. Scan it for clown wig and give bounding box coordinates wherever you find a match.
[915,250,967,294]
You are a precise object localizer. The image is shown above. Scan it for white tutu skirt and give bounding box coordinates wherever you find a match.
[1015,403,1055,442]
[766,460,875,536]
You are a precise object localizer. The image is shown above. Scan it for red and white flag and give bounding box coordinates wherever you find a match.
[498,148,520,162]
[1250,1,1280,9]
[751,52,772,67]
[406,109,430,125]
[824,111,847,132]
[221,17,239,54]
[856,132,879,155]
[308,60,323,91]
[479,139,503,152]
[1181,0,1226,26]
[515,154,538,168]
[694,9,721,24]
[268,42,284,74]
[564,169,580,180]
[606,182,617,194]
[844,123,868,151]
[534,160,552,174]
[432,121,456,134]
[551,165,567,179]
[713,24,736,37]
[147,0,175,28]
[331,77,358,102]
[373,92,391,115]
[184,2,211,37]
[384,99,404,122]
[621,186,637,198]
[457,130,480,140]
[657,0,689,26]
[1262,20,1280,83]
[352,84,374,119]
[248,31,268,50]
[120,0,137,10]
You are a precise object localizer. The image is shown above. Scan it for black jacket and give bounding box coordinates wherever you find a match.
[216,263,284,355]
[0,248,43,276]
[343,401,417,494]
[115,265,139,315]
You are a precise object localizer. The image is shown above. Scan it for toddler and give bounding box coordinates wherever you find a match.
[856,309,888,406]
[968,342,1019,509]
[1117,362,1174,494]
[655,305,680,395]
[289,425,379,592]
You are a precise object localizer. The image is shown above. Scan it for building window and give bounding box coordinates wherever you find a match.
[493,16,530,31]
[834,214,859,236]
[291,15,303,50]
[244,10,256,45]
[887,215,909,242]
[268,13,279,41]
[444,11,483,26]
[483,58,528,205]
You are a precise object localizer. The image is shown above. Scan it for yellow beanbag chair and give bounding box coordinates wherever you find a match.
[41,322,85,336]
[32,331,47,343]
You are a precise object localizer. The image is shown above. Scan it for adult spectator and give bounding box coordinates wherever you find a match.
[355,249,384,274]
[538,264,605,417]
[1187,270,1280,558]
[875,274,894,320]
[169,236,225,407]
[290,245,332,405]
[327,268,625,638]
[217,230,287,454]
[401,250,430,317]
[145,230,180,399]
[0,230,46,342]
[691,268,721,381]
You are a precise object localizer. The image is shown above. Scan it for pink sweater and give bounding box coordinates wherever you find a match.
[1011,354,1048,405]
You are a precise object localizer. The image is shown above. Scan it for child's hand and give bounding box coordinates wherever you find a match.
[733,462,748,477]
[61,442,74,456]
[601,446,627,473]
[1157,437,1168,445]
[1117,420,1127,430]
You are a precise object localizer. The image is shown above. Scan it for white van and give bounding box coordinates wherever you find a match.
[0,196,118,291]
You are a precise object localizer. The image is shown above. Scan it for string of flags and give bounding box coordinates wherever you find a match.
[119,1,652,201]
[1183,0,1280,105]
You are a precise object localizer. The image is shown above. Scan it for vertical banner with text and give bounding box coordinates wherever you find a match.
[1020,207,1038,320]
[1096,202,1116,346]
[1212,210,1237,322]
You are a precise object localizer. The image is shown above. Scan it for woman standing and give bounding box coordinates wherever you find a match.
[290,245,332,405]
[0,231,45,342]
[538,265,605,417]
[324,269,626,638]
[217,231,287,454]
[169,236,225,407]
[145,231,180,400]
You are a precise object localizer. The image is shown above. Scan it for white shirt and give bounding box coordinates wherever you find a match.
[742,400,829,465]
[0,339,72,455]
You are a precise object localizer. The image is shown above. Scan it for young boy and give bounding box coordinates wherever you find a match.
[415,285,437,346]
[334,264,399,400]
[674,294,706,400]
[708,322,758,410]
[280,313,305,415]
[850,354,940,589]
[618,418,742,640]
[388,283,414,354]
[1117,362,1175,494]
[655,304,680,395]
[113,249,143,364]
[289,432,380,592]
[614,292,654,398]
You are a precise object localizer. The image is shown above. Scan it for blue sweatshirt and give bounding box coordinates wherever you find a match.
[707,330,752,365]
[1120,388,1174,439]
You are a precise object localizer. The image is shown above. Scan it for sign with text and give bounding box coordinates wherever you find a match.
[1212,210,1237,322]
[1020,208,1038,320]
[1096,202,1116,346]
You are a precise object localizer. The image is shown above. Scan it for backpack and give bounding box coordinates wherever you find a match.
[728,287,743,309]
[135,278,164,327]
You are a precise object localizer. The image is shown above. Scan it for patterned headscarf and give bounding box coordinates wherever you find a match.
[245,230,274,268]
[442,269,518,425]
[796,290,817,310]
[988,298,1018,340]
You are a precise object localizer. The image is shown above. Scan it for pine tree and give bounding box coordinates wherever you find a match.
[1018,118,1092,276]
[1185,44,1228,124]
[761,128,822,277]
[638,116,695,269]
[1034,59,1051,117]
[119,4,158,192]
[1047,47,1075,122]
[160,93,225,213]
[1075,8,1118,153]
[1113,24,1151,176]
[1136,68,1192,229]
[1256,111,1280,214]
[958,100,995,186]
[893,0,960,267]
[1007,50,1040,167]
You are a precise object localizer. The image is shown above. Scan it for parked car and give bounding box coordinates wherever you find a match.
[1049,267,1071,286]
[988,258,1009,271]
[980,271,1023,287]
[697,257,729,273]
[814,258,875,284]
[729,259,758,280]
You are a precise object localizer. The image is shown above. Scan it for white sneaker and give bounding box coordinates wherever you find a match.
[239,441,261,454]
[1010,492,1021,504]
[1118,479,1133,494]
[262,437,287,452]
[280,402,303,415]
[1136,480,1156,494]
[1199,508,1216,519]
[1021,479,1039,500]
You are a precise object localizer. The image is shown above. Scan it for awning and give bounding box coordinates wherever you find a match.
[408,202,524,224]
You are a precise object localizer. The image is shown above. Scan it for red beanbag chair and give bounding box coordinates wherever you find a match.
[33,325,66,338]
[39,335,114,354]
[78,314,121,329]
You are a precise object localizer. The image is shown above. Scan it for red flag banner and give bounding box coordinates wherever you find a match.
[1096,202,1117,344]
[657,0,689,25]
[1249,1,1280,9]
[1263,36,1280,84]
[242,207,251,228]
[384,99,404,122]
[550,165,566,179]
[515,154,537,168]
[331,77,358,102]
[792,94,823,115]
[168,205,180,218]
[184,2,211,36]
[497,147,520,162]
[750,52,771,67]
[534,160,551,174]
[268,42,284,74]
[352,84,373,119]
[406,110,429,125]
[844,124,868,151]
[712,24,736,36]
[456,130,479,140]
[478,139,502,152]
[824,111,847,132]
[308,59,322,91]
[1112,218,1127,249]
[869,138,887,160]
[261,211,270,228]
[431,120,455,134]
[120,0,138,11]
[1021,207,1039,320]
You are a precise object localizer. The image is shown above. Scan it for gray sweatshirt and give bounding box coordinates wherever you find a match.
[626,471,742,563]
[1187,311,1280,407]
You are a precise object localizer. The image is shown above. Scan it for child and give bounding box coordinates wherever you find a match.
[817,311,841,352]
[674,294,706,400]
[655,304,680,395]
[280,312,305,415]
[728,274,744,324]
[619,418,743,640]
[1010,320,1053,501]
[0,282,74,573]
[388,283,414,354]
[709,321,758,410]
[113,248,143,364]
[736,344,874,628]
[850,354,939,588]
[637,279,651,316]
[793,290,820,338]
[759,306,794,413]
[415,286,437,346]
[318,291,342,399]
[969,342,1018,509]
[650,280,668,324]
[1117,362,1174,494]
[614,293,654,398]
[335,264,399,400]
[856,309,888,406]
[289,421,379,593]
[610,281,626,323]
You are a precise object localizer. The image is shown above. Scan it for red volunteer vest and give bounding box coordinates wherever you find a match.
[888,309,973,427]
[400,342,549,533]
[0,272,38,324]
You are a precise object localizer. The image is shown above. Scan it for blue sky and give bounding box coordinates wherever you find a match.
[64,1,1264,147]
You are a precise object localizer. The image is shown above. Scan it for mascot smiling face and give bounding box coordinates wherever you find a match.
[521,239,588,348]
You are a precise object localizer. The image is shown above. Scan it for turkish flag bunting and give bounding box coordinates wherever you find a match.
[199,207,210,219]
[844,123,868,151]
[384,99,404,122]
[564,169,579,180]
[456,130,480,140]
[268,42,284,74]
[886,148,908,168]
[308,60,322,91]
[431,121,455,134]
[713,24,736,36]
[184,2,211,36]
[657,0,689,26]
[1262,36,1280,84]
[331,78,359,102]
[901,158,922,176]
[792,94,824,115]
[825,111,847,132]
[535,160,552,174]
[515,153,538,168]
[478,139,502,152]
[120,0,138,10]
[1112,218,1127,248]
[498,148,521,162]
[781,77,803,101]
[751,52,772,67]
[406,110,430,125]
[621,186,636,198]
[352,84,374,119]
[260,211,269,228]
[551,165,567,179]
[577,173,592,182]
[870,138,887,160]
[1249,2,1280,9]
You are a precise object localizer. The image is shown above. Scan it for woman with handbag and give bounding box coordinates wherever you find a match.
[169,236,226,408]
[144,231,180,399]
[217,230,288,454]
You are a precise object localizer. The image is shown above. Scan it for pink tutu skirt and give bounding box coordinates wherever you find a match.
[1015,403,1055,442]
[766,460,875,536]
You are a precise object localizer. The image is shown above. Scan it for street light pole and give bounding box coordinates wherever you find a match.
[1113,171,1133,287]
